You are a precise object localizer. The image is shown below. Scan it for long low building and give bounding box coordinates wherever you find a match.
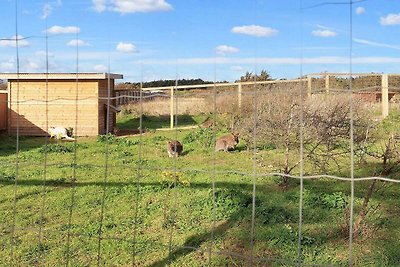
[0,73,123,136]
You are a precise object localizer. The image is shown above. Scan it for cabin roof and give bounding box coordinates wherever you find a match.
[0,73,123,80]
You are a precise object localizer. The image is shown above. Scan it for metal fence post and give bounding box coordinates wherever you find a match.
[170,86,174,129]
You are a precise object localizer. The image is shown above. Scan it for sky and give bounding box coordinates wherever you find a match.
[0,0,399,82]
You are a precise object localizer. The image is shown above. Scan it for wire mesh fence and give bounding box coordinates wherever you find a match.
[1,0,400,266]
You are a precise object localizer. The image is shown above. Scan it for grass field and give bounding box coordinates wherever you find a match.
[0,113,400,266]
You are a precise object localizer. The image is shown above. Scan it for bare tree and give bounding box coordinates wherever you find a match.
[350,121,400,239]
[0,80,7,90]
[234,91,370,189]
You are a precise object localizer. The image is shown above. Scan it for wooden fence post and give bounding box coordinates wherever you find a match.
[238,83,242,108]
[170,86,174,129]
[382,74,389,118]
[307,76,312,97]
[325,75,330,94]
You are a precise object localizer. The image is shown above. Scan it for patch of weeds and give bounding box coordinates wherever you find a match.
[122,151,134,157]
[296,189,348,210]
[268,224,316,246]
[97,133,118,143]
[159,171,190,188]
[258,143,276,151]
[319,192,347,209]
[162,210,177,229]
[82,221,101,237]
[117,138,139,146]
[0,170,16,181]
[23,244,49,265]
[183,127,213,148]
[211,188,252,220]
[151,135,167,143]
[256,205,293,224]
[39,144,73,154]
[122,158,134,165]
[51,176,75,185]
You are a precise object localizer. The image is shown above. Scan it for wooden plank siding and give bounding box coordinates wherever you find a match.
[98,79,116,134]
[8,80,100,136]
[0,91,7,131]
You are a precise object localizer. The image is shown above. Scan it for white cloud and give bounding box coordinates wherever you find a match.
[0,35,29,47]
[35,50,54,57]
[116,42,137,53]
[94,64,108,72]
[312,30,337,37]
[66,39,90,46]
[92,0,107,12]
[353,38,400,50]
[380,13,400,25]
[356,7,365,15]
[230,66,244,72]
[231,25,278,37]
[24,60,40,71]
[47,25,80,34]
[92,0,173,14]
[137,56,400,66]
[41,3,53,19]
[0,58,15,72]
[215,45,239,55]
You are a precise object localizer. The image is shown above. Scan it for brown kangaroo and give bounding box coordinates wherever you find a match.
[167,140,183,157]
[215,133,239,152]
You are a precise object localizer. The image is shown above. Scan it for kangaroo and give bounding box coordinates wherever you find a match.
[167,140,183,157]
[215,133,239,152]
[50,126,75,141]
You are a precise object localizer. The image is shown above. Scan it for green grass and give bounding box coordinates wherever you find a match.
[0,114,399,266]
[117,113,208,130]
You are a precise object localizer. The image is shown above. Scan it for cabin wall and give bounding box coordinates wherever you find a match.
[8,80,99,136]
[0,90,7,131]
[98,79,116,134]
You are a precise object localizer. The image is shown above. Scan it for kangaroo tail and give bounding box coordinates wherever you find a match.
[64,136,75,141]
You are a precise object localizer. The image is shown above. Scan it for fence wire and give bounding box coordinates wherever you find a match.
[2,0,400,266]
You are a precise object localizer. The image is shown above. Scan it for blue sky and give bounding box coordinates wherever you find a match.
[0,0,399,82]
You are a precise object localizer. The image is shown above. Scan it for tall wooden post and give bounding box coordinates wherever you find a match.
[170,86,174,129]
[238,83,242,108]
[307,76,312,97]
[325,75,330,94]
[382,74,389,118]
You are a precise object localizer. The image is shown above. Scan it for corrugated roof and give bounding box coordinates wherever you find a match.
[0,73,123,80]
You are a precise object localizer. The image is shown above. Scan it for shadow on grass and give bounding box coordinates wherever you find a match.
[148,221,232,267]
[0,134,45,157]
[117,114,198,130]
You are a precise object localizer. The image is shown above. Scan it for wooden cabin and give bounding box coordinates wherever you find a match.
[0,73,123,136]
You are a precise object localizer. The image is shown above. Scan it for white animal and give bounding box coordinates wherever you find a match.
[49,127,75,141]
